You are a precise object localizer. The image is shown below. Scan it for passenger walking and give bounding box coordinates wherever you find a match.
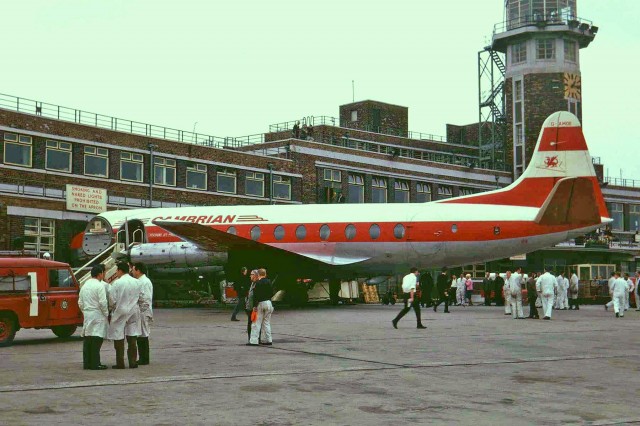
[509,268,525,319]
[107,261,142,369]
[482,272,492,306]
[611,272,629,318]
[503,271,512,316]
[494,272,505,306]
[449,274,458,305]
[433,267,450,313]
[419,270,434,308]
[537,267,557,320]
[568,271,580,310]
[231,267,251,322]
[249,269,274,346]
[131,262,153,365]
[392,268,426,329]
[245,270,259,342]
[78,266,109,370]
[526,273,539,319]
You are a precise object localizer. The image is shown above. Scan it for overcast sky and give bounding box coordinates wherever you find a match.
[4,1,639,180]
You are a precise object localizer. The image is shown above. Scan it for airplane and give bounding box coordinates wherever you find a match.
[82,111,610,304]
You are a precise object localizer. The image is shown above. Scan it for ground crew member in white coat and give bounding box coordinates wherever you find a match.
[624,273,634,311]
[611,272,629,318]
[108,261,143,369]
[131,262,153,365]
[456,275,466,306]
[555,272,566,310]
[503,271,512,316]
[605,272,616,311]
[78,265,109,370]
[568,271,580,310]
[537,267,557,320]
[509,268,525,319]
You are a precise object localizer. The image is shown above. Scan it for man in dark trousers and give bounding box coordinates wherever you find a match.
[392,267,426,329]
[482,272,492,306]
[419,270,434,307]
[433,267,450,313]
[526,272,540,319]
[231,267,251,321]
[494,272,505,306]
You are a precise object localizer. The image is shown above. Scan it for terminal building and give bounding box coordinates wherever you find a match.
[0,0,638,300]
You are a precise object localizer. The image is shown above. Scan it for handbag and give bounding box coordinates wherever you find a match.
[250,309,258,323]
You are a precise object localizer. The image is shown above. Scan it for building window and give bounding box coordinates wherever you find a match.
[245,172,264,197]
[217,169,236,194]
[568,99,580,116]
[324,169,341,183]
[512,42,526,64]
[630,205,640,231]
[120,152,144,182]
[348,174,364,203]
[84,146,109,178]
[372,177,387,203]
[45,140,72,173]
[351,110,358,122]
[273,175,291,200]
[24,217,55,258]
[513,78,525,178]
[564,39,577,62]
[459,188,475,196]
[437,186,453,199]
[3,133,32,167]
[417,183,432,202]
[537,38,555,60]
[154,157,176,186]
[608,203,624,231]
[394,180,409,203]
[186,163,207,190]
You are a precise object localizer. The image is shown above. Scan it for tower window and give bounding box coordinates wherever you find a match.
[537,39,555,60]
[512,42,527,64]
[564,39,577,62]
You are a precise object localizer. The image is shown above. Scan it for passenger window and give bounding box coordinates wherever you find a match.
[227,226,237,235]
[250,226,261,241]
[393,224,405,239]
[49,269,74,288]
[345,224,356,240]
[274,225,285,241]
[369,224,381,240]
[295,225,307,240]
[319,224,330,241]
[451,224,458,233]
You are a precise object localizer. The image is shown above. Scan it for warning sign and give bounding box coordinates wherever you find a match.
[66,184,107,213]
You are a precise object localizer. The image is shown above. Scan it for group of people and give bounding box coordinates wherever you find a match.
[291,121,314,141]
[78,261,153,370]
[231,267,275,346]
[604,271,639,317]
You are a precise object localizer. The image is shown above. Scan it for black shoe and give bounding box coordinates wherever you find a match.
[138,360,149,365]
[433,305,437,312]
[130,365,138,369]
[259,342,273,345]
[246,343,259,346]
[543,317,550,320]
[392,320,398,329]
[417,325,427,329]
[616,312,619,317]
[231,318,240,322]
[89,365,108,370]
[443,310,450,313]
[112,365,125,369]
[83,366,89,370]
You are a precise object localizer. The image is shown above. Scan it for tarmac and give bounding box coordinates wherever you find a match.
[1,303,639,425]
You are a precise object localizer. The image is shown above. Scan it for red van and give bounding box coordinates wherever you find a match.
[0,258,83,346]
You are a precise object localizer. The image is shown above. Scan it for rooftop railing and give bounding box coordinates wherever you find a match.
[494,13,593,34]
[604,177,640,189]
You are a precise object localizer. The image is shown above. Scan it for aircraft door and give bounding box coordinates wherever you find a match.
[407,211,445,266]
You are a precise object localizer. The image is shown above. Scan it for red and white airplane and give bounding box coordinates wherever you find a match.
[82,111,610,300]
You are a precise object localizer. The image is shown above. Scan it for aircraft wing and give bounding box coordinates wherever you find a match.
[151,220,370,267]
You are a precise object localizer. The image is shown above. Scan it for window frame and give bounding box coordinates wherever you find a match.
[45,140,73,173]
[416,182,432,202]
[84,146,109,178]
[371,176,388,203]
[217,169,237,194]
[154,157,177,187]
[3,133,33,167]
[120,152,144,183]
[394,180,410,203]
[272,175,291,200]
[347,173,364,203]
[536,38,555,60]
[186,163,207,190]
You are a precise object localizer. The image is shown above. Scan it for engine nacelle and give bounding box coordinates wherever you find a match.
[128,242,227,267]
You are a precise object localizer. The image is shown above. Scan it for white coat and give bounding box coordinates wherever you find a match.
[107,273,142,340]
[78,278,109,338]
[569,274,579,300]
[537,272,557,318]
[137,274,154,338]
[611,277,629,315]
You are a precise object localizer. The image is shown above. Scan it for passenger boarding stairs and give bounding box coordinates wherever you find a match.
[74,242,137,287]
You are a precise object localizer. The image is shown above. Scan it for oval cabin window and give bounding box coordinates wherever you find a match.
[393,224,405,239]
[295,225,307,240]
[250,226,261,241]
[227,226,237,235]
[274,225,285,241]
[319,224,331,241]
[369,224,381,240]
[345,224,356,240]
[451,224,458,233]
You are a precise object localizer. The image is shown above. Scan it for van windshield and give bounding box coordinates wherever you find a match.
[49,268,75,288]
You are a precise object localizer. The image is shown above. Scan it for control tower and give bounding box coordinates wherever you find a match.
[491,0,597,178]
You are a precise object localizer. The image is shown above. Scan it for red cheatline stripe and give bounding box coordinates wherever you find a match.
[537,126,588,152]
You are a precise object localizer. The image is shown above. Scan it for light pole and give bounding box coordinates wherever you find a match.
[149,143,157,207]
[267,163,274,204]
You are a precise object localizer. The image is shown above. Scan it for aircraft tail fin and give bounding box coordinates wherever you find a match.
[443,111,609,221]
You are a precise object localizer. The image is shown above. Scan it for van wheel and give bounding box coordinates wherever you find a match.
[0,315,17,347]
[51,325,77,338]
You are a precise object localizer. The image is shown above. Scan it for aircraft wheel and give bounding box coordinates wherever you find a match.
[51,325,77,338]
[0,314,17,347]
